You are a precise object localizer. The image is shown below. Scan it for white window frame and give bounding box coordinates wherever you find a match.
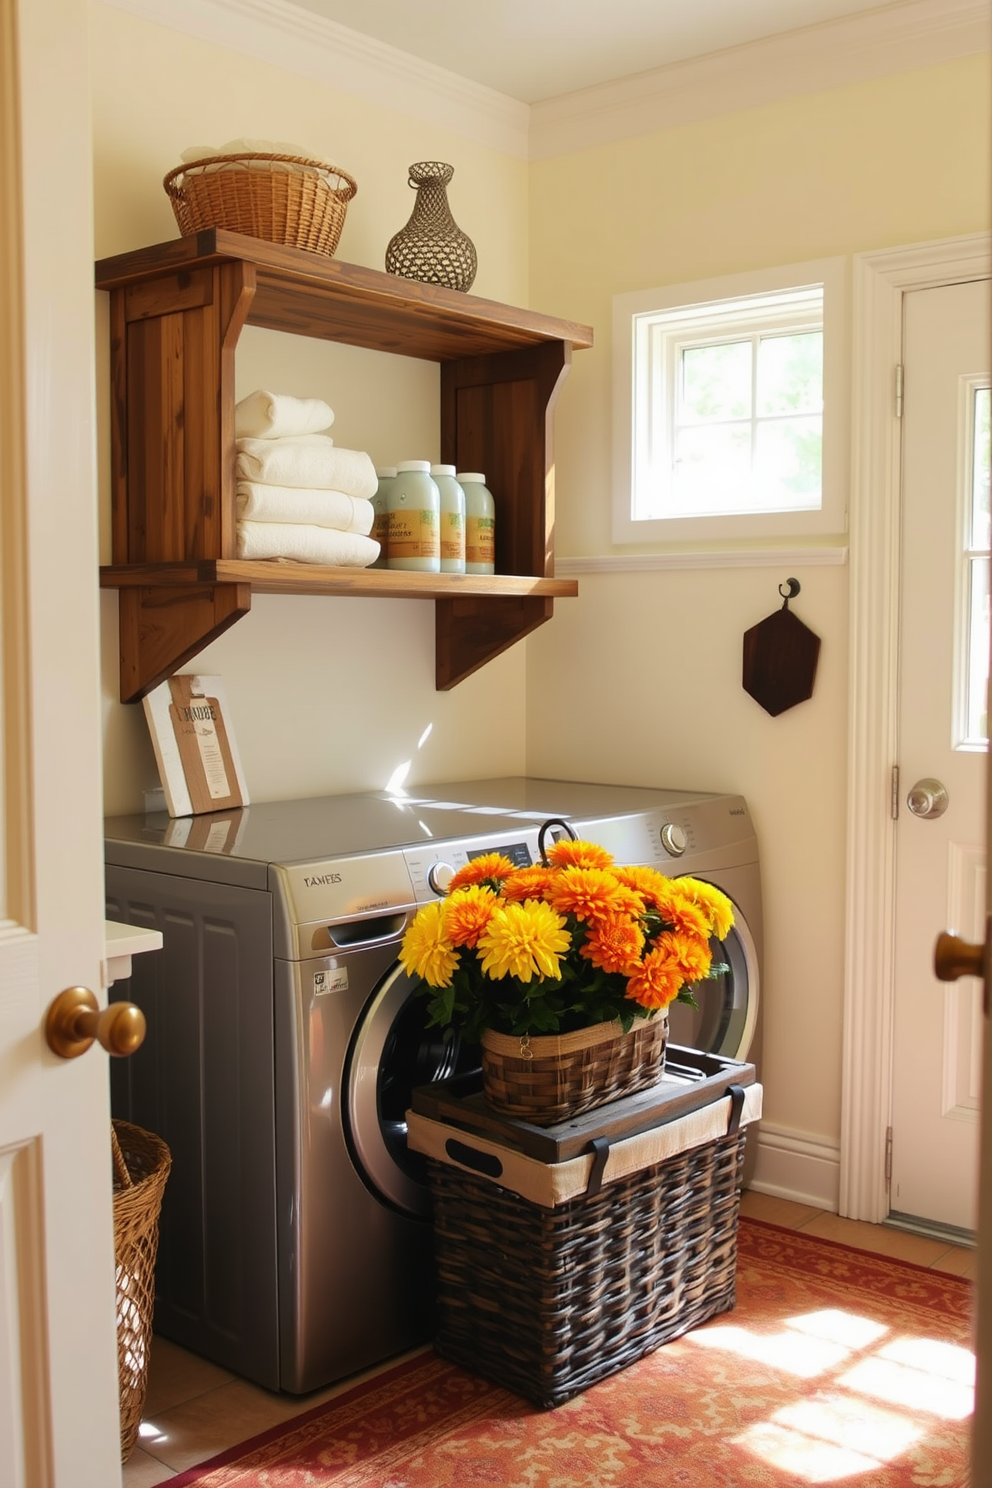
[613,258,850,545]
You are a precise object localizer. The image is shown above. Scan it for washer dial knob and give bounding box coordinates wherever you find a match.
[427,861,455,895]
[660,823,688,857]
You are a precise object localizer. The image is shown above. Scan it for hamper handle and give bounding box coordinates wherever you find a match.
[725,1085,746,1136]
[444,1137,504,1180]
[537,818,577,864]
[111,1124,134,1189]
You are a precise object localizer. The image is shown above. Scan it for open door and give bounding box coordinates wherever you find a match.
[939,765,992,1476]
[0,0,126,1480]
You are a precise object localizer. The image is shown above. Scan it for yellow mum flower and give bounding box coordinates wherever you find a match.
[443,884,498,949]
[545,838,615,871]
[675,877,735,940]
[447,853,516,892]
[625,944,684,1011]
[580,912,645,975]
[399,900,459,987]
[502,866,555,902]
[546,866,628,923]
[477,900,571,983]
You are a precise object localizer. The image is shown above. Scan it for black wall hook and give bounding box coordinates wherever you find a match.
[778,577,801,607]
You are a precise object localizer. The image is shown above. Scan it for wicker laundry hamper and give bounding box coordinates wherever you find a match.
[112,1120,171,1462]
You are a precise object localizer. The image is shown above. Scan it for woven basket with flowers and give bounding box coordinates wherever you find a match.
[400,821,734,1126]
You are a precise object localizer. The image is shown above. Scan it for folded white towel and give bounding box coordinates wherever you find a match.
[236,521,380,567]
[236,482,374,535]
[235,437,377,498]
[235,389,335,440]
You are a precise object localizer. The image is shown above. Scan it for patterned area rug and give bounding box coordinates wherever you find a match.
[169,1219,974,1487]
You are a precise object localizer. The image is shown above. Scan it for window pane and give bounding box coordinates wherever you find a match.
[757,332,823,417]
[754,415,822,510]
[680,340,751,423]
[971,387,990,551]
[966,555,989,745]
[672,422,751,515]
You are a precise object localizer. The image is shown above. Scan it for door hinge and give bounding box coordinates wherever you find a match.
[885,1126,893,1185]
[895,363,904,418]
[891,764,900,821]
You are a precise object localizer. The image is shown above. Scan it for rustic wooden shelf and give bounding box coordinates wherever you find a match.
[96,230,592,702]
[100,560,578,600]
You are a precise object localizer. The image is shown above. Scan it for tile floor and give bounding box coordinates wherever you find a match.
[122,1190,976,1485]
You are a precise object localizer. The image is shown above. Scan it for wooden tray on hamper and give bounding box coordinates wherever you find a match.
[411,1044,756,1163]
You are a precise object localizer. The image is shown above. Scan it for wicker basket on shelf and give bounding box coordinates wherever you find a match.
[480,1013,669,1126]
[112,1119,171,1463]
[163,152,357,256]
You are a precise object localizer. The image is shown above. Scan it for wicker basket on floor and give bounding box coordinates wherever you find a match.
[112,1120,171,1463]
[163,152,357,256]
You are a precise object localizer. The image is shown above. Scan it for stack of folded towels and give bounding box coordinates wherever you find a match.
[235,389,380,567]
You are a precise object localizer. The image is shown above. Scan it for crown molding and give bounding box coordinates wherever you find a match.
[98,0,531,159]
[97,0,988,163]
[529,0,991,160]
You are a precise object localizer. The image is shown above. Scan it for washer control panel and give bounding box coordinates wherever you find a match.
[660,822,688,856]
[406,835,537,900]
[427,861,455,894]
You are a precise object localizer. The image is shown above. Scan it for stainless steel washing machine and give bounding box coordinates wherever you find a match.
[104,776,761,1396]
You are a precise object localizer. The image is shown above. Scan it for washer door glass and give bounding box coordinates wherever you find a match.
[667,895,760,1061]
[345,961,480,1218]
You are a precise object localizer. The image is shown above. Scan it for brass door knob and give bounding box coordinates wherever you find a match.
[44,986,146,1060]
[934,931,986,983]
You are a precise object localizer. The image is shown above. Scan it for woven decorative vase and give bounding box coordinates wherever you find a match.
[112,1120,172,1462]
[385,161,477,292]
[480,1013,668,1127]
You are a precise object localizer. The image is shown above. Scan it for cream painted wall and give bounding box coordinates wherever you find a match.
[91,2,531,812]
[527,55,991,1172]
[90,6,991,1192]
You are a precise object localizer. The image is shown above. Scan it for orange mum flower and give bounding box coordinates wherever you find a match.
[655,928,712,983]
[649,884,710,940]
[614,864,672,900]
[443,884,499,948]
[580,912,645,975]
[545,838,615,871]
[447,853,516,892]
[675,877,735,940]
[502,866,555,902]
[625,944,684,1011]
[546,866,627,923]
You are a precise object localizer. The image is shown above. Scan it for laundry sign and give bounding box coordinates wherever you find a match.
[143,673,249,816]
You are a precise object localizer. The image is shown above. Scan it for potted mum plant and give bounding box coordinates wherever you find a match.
[400,822,734,1125]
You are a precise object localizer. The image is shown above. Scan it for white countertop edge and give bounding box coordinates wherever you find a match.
[105,919,163,986]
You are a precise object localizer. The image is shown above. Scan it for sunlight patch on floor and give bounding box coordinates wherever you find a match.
[688,1324,849,1378]
[691,1309,974,1482]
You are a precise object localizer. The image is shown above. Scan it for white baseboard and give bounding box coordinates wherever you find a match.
[749,1121,840,1212]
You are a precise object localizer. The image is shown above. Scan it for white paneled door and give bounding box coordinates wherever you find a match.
[890,278,990,1234]
[0,0,123,1483]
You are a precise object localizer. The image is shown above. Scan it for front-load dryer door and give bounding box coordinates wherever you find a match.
[346,962,480,1218]
[667,897,760,1062]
